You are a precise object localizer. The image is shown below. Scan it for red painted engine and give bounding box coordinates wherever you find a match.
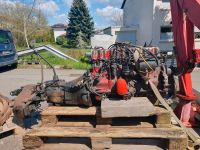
[84,43,175,102]
[12,43,176,118]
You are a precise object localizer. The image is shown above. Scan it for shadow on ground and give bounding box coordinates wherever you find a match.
[0,66,16,73]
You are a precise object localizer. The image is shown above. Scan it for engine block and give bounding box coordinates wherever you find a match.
[12,43,176,118]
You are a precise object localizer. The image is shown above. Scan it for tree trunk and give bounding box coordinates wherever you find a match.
[24,16,29,48]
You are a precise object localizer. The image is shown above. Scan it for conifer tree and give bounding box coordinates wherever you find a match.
[67,0,94,48]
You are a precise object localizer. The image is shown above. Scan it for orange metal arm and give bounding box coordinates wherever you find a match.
[170,0,200,100]
[170,0,200,126]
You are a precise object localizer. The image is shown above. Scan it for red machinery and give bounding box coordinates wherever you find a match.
[11,1,200,129]
[12,43,176,118]
[170,0,200,126]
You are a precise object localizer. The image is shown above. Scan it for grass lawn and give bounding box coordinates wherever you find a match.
[17,43,91,70]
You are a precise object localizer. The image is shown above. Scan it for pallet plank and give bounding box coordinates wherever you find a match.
[169,138,188,150]
[101,97,156,118]
[25,127,186,139]
[41,115,58,127]
[155,107,171,128]
[42,107,98,116]
[56,122,94,127]
[0,117,17,135]
[91,137,111,150]
[35,144,91,150]
[24,127,187,150]
[34,144,164,150]
[23,135,43,149]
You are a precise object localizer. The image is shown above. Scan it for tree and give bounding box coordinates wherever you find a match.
[0,0,49,48]
[67,0,94,48]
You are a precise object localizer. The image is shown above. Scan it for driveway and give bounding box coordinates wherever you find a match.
[0,68,85,98]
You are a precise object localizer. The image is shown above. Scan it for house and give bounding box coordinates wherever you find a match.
[51,24,67,42]
[91,26,137,48]
[92,0,200,50]
[103,26,138,44]
[121,0,200,51]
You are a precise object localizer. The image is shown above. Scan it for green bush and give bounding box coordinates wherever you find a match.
[56,35,66,45]
[80,56,89,63]
[62,40,69,48]
[35,37,44,43]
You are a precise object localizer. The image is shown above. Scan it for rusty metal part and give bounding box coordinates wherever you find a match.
[47,91,64,103]
[191,103,200,113]
[13,84,36,119]
[0,94,12,126]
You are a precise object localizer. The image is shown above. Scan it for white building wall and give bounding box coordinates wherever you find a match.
[123,0,154,46]
[152,1,173,51]
[91,34,116,49]
[122,0,200,51]
[103,26,126,36]
[116,30,136,44]
[195,40,200,48]
[91,27,137,48]
[53,28,66,42]
[110,27,124,35]
[195,27,200,48]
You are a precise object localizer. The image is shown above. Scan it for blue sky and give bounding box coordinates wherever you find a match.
[37,0,124,28]
[46,0,123,28]
[0,0,124,28]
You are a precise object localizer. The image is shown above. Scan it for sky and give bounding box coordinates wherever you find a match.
[44,0,124,28]
[0,0,124,29]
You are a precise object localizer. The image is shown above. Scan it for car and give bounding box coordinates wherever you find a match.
[0,29,18,68]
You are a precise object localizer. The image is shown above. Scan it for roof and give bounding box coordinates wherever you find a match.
[51,24,67,29]
[103,26,111,31]
[121,0,127,9]
[103,26,121,31]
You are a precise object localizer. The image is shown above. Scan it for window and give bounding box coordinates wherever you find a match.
[161,0,170,8]
[0,31,12,44]
[195,32,200,39]
[160,26,173,41]
[162,0,170,2]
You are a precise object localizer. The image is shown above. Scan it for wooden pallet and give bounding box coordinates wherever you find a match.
[23,126,187,150]
[0,116,17,137]
[40,106,171,128]
[23,106,187,150]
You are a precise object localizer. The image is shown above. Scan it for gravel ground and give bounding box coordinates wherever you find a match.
[0,68,200,150]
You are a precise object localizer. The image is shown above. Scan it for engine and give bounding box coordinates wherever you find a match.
[12,43,176,118]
